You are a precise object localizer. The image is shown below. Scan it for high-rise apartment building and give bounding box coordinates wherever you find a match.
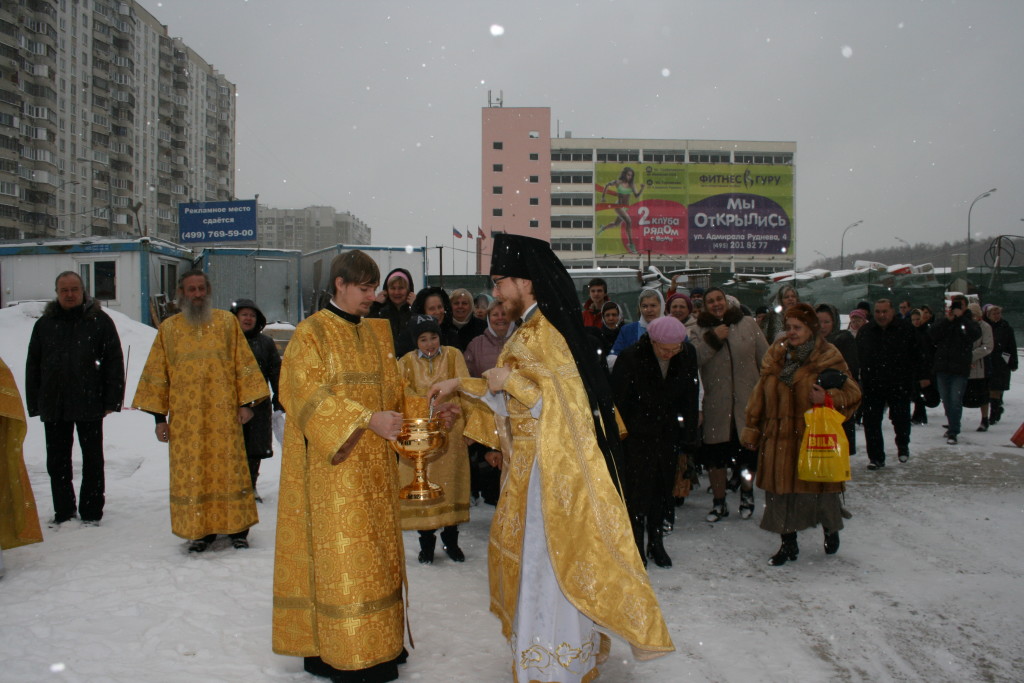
[0,0,234,242]
[481,104,796,274]
[256,205,371,251]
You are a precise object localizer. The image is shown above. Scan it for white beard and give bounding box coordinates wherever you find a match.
[180,296,213,326]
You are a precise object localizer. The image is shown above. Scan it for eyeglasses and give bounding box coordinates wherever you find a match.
[490,275,510,288]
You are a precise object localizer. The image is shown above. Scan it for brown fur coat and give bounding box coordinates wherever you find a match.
[742,336,861,495]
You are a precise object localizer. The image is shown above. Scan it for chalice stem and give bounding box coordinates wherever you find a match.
[413,458,430,490]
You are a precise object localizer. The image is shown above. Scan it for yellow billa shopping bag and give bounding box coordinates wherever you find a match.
[797,395,850,483]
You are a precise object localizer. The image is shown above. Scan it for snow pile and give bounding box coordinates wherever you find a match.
[0,302,1022,681]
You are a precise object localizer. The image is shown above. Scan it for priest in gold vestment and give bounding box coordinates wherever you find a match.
[273,251,413,683]
[133,271,268,551]
[0,354,43,577]
[431,234,674,683]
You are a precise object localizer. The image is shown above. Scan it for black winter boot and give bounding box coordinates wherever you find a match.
[739,489,755,519]
[662,502,675,535]
[977,417,989,432]
[440,525,465,562]
[646,518,672,568]
[418,530,436,564]
[706,498,729,523]
[990,398,1004,424]
[768,532,799,566]
[824,528,840,555]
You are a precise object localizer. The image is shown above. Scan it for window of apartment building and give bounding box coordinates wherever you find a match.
[528,131,540,138]
[550,151,593,162]
[690,151,729,163]
[529,197,539,205]
[551,217,593,229]
[492,164,503,172]
[529,220,539,228]
[551,238,592,252]
[550,172,593,184]
[644,151,686,163]
[492,141,503,150]
[595,150,640,163]
[492,208,503,216]
[492,186,502,194]
[528,176,538,183]
[551,194,593,207]
[529,153,538,161]
[737,153,793,165]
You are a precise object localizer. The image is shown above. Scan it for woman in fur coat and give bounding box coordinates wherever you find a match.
[742,303,861,566]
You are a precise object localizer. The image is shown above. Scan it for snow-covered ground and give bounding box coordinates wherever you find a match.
[1,302,1022,682]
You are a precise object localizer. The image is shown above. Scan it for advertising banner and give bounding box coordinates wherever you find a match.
[594,163,793,257]
[179,200,258,243]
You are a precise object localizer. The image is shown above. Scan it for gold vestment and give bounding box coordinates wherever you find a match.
[272,312,406,671]
[397,347,492,531]
[460,311,674,660]
[0,356,42,550]
[132,310,267,539]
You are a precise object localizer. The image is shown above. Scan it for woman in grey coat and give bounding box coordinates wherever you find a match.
[692,287,770,522]
[965,303,993,431]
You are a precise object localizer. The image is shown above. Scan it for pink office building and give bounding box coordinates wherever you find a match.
[480,103,796,275]
[480,107,553,274]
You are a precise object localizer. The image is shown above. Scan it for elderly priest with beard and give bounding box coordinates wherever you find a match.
[133,269,269,553]
[429,233,673,683]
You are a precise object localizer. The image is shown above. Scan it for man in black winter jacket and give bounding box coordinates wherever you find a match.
[26,271,124,526]
[930,294,982,444]
[856,298,927,469]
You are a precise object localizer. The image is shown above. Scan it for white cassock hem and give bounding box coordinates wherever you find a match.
[511,460,599,683]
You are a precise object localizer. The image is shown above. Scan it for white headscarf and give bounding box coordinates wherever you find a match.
[637,288,665,331]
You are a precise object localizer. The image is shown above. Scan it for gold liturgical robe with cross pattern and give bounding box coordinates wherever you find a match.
[459,311,674,668]
[132,310,267,540]
[272,312,407,672]
[0,355,42,551]
[397,346,493,531]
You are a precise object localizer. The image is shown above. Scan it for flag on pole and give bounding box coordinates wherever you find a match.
[477,227,485,240]
[452,227,463,238]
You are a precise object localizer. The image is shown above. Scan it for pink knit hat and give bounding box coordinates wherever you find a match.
[849,309,868,320]
[647,315,688,344]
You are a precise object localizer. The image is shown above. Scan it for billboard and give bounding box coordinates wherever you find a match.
[593,163,793,257]
[178,200,258,243]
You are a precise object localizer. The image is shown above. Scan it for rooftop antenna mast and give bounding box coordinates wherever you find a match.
[487,90,503,108]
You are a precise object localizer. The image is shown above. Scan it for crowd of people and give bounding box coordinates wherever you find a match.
[1,257,1018,683]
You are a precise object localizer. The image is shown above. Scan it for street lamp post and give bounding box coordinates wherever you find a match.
[131,201,145,237]
[839,219,863,270]
[967,188,996,268]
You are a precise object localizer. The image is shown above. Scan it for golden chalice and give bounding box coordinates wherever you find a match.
[391,417,448,501]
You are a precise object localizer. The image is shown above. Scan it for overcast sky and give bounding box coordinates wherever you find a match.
[148,0,1024,272]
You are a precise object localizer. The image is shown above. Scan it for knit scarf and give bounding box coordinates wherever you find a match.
[780,339,815,386]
